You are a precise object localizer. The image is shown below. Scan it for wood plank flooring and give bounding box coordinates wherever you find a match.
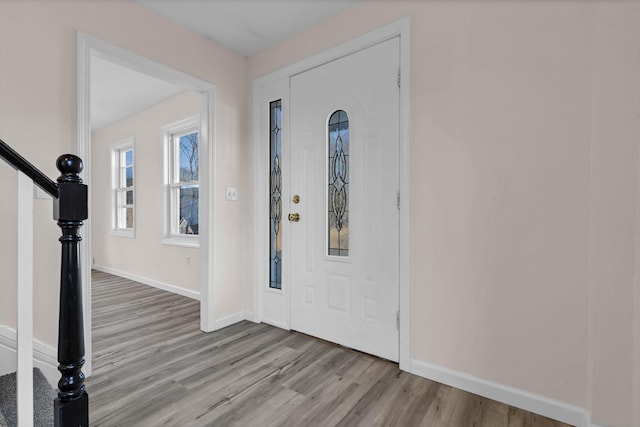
[86,270,573,427]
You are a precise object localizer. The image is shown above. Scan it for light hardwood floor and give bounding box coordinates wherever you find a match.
[86,270,572,427]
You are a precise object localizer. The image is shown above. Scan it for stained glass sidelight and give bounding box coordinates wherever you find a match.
[328,110,349,256]
[269,100,283,289]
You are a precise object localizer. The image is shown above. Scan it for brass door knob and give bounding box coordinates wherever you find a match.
[288,213,300,222]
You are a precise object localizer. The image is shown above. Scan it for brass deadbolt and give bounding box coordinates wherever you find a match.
[288,213,300,222]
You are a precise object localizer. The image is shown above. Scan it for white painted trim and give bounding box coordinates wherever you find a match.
[92,265,201,301]
[0,327,16,375]
[76,33,217,358]
[199,88,217,332]
[32,340,58,386]
[253,18,410,86]
[251,84,266,324]
[0,325,59,388]
[633,118,640,427]
[252,78,290,328]
[397,17,412,373]
[410,358,590,427]
[214,311,252,330]
[252,17,411,367]
[76,32,93,377]
[17,175,34,427]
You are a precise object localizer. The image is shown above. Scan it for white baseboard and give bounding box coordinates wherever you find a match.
[93,265,201,301]
[0,325,58,386]
[0,326,17,376]
[410,358,590,427]
[215,311,252,330]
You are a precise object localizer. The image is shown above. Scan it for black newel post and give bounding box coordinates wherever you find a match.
[53,155,89,427]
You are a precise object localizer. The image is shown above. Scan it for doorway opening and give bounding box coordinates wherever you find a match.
[76,33,216,375]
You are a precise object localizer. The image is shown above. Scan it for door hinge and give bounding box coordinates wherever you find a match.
[397,68,401,88]
[397,191,401,210]
[397,311,400,330]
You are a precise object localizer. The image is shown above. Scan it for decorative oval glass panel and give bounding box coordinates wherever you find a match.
[328,110,349,257]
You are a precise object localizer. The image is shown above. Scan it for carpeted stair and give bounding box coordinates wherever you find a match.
[0,368,55,427]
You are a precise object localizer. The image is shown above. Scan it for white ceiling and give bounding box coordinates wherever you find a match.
[137,0,359,57]
[91,56,186,130]
[93,0,357,130]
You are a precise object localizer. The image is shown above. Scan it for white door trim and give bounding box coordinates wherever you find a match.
[253,17,411,370]
[253,79,291,330]
[77,33,217,376]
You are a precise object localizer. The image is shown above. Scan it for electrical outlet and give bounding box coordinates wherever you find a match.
[225,187,238,201]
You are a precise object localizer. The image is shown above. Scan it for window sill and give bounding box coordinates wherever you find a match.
[111,229,135,239]
[161,236,200,248]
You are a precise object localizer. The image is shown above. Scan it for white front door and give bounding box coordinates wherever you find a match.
[289,38,400,361]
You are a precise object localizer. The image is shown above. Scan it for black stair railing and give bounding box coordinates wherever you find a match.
[0,138,89,427]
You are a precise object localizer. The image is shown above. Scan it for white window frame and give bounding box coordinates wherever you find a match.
[111,138,135,238]
[162,115,201,247]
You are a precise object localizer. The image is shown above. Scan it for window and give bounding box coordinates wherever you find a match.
[269,100,282,289]
[328,110,349,256]
[163,116,200,246]
[111,138,134,237]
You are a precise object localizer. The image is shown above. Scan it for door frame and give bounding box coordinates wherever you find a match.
[77,33,217,375]
[252,17,411,369]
